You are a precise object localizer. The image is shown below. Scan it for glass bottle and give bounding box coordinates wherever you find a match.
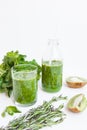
[42,39,63,92]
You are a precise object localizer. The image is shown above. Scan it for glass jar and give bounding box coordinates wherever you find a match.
[11,64,37,107]
[42,39,63,92]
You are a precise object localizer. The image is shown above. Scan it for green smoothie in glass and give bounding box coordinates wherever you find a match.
[11,64,37,106]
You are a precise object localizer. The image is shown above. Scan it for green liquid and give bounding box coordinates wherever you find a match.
[13,73,37,106]
[42,60,63,92]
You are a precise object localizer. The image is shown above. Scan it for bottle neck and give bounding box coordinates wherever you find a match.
[48,39,59,46]
[42,39,62,63]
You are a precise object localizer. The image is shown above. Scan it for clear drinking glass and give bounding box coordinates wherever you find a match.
[42,39,63,92]
[11,64,37,107]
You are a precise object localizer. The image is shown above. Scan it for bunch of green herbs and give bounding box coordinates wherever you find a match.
[0,95,67,130]
[0,51,41,96]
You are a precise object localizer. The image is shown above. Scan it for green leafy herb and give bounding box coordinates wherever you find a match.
[1,106,21,117]
[1,95,67,130]
[0,51,41,96]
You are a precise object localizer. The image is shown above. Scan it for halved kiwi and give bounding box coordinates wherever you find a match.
[67,94,87,113]
[66,76,87,88]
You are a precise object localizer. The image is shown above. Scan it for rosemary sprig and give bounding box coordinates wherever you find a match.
[1,95,67,130]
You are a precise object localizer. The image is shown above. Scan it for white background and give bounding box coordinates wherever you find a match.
[0,0,87,130]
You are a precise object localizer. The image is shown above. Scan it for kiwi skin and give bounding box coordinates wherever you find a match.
[68,107,80,113]
[66,81,87,88]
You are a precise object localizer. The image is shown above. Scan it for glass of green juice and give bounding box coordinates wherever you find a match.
[11,64,37,107]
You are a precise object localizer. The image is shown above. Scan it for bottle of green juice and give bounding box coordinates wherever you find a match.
[42,39,63,92]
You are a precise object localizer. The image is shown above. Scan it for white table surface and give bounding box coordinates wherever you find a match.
[1,0,87,129]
